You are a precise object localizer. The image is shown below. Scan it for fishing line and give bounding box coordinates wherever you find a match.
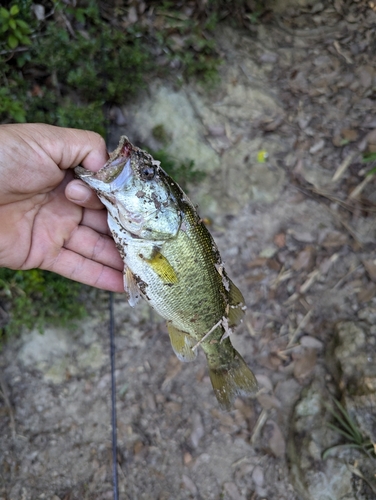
[103,105,119,500]
[109,291,119,500]
[99,20,120,495]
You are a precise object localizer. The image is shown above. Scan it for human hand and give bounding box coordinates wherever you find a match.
[0,123,124,292]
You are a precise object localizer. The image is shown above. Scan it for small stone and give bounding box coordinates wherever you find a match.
[252,465,264,487]
[309,139,325,154]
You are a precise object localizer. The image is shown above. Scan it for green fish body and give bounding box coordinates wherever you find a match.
[75,137,258,409]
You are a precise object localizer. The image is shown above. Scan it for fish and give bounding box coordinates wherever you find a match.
[75,136,258,409]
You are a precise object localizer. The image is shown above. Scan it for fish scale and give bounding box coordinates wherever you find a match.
[75,136,258,409]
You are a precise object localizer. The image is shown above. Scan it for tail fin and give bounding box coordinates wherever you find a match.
[208,351,258,410]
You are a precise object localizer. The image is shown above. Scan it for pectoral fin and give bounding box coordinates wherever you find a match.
[167,323,197,362]
[145,251,178,284]
[124,267,141,307]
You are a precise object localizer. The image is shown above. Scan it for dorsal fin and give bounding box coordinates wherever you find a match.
[227,279,246,327]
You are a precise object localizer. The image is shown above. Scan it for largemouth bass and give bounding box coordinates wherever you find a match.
[75,137,258,409]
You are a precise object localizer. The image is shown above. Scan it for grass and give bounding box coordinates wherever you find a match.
[322,398,375,460]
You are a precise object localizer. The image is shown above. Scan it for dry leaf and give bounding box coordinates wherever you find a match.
[233,398,254,420]
[293,348,317,380]
[223,482,245,500]
[211,408,237,428]
[363,259,376,282]
[162,355,182,388]
[366,129,376,144]
[319,230,348,248]
[267,258,282,271]
[258,353,283,370]
[247,257,267,268]
[292,246,315,271]
[341,128,359,142]
[255,374,273,393]
[183,452,193,465]
[266,420,286,458]
[358,283,376,303]
[257,393,282,410]
[182,475,198,495]
[273,232,286,248]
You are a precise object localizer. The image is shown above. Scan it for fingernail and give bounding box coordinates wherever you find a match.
[67,183,92,202]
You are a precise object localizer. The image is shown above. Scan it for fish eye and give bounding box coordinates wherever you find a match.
[141,165,155,180]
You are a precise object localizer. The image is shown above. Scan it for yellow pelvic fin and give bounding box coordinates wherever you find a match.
[145,251,178,284]
[167,323,197,362]
[227,279,246,327]
[208,350,258,410]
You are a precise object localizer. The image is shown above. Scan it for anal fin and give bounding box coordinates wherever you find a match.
[167,323,197,362]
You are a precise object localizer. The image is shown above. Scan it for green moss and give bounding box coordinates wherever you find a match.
[0,268,88,340]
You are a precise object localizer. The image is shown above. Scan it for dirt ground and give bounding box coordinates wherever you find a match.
[1,2,376,499]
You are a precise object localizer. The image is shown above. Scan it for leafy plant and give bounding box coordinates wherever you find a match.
[322,398,375,460]
[0,268,87,340]
[361,152,376,177]
[152,9,221,85]
[0,4,31,49]
[150,148,206,190]
[0,87,26,122]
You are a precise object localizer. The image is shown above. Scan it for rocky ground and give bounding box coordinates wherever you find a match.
[1,1,376,499]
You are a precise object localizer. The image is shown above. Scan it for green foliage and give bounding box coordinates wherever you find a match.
[0,87,26,122]
[32,17,149,106]
[0,268,87,339]
[152,9,221,85]
[56,100,106,136]
[361,152,376,177]
[0,4,32,49]
[363,152,376,163]
[0,1,151,128]
[0,1,226,127]
[322,398,375,460]
[150,148,206,191]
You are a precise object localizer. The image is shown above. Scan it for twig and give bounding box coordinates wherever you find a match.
[326,205,362,247]
[332,264,362,290]
[286,254,339,304]
[270,267,293,291]
[347,464,376,494]
[333,40,353,64]
[349,173,374,199]
[287,309,313,348]
[250,409,268,444]
[331,151,358,183]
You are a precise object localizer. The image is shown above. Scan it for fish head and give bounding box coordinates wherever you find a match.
[75,137,182,240]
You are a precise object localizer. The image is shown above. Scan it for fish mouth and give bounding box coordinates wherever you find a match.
[75,156,133,192]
